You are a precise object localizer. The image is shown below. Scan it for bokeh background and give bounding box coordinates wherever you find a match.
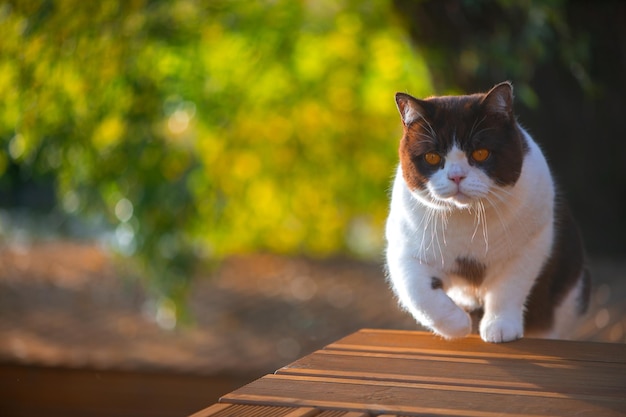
[1,1,625,416]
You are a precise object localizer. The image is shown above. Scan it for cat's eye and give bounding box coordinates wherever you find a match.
[472,149,490,162]
[424,152,442,166]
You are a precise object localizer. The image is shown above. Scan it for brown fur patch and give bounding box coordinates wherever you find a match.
[453,257,487,286]
[523,201,589,333]
[431,276,444,290]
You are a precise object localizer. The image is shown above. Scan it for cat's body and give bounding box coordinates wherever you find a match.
[385,82,590,343]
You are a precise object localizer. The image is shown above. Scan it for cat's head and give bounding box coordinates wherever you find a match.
[395,82,528,209]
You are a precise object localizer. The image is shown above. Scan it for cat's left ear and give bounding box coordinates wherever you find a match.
[482,81,514,118]
[395,92,427,127]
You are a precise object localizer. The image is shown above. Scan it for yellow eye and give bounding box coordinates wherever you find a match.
[472,149,490,162]
[424,152,441,165]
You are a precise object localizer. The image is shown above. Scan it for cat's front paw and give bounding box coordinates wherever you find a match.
[480,315,523,343]
[432,307,472,340]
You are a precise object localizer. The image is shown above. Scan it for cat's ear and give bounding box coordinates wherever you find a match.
[482,82,514,117]
[395,92,427,127]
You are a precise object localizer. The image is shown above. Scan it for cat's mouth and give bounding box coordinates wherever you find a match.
[433,187,478,208]
[423,180,489,209]
[447,191,473,208]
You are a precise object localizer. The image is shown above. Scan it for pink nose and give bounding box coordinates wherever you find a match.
[449,175,466,185]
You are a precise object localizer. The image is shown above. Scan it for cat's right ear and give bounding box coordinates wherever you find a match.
[395,93,426,127]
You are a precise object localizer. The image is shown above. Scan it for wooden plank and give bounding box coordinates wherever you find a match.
[192,403,318,416]
[210,329,626,416]
[277,349,626,398]
[221,373,626,417]
[327,329,626,364]
[284,407,322,417]
[189,403,231,417]
[192,403,371,417]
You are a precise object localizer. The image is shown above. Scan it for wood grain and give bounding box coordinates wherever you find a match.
[218,330,626,417]
[191,402,372,416]
[278,348,625,397]
[327,329,626,364]
[222,373,624,417]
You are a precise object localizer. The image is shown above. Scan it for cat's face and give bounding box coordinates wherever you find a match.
[395,82,528,209]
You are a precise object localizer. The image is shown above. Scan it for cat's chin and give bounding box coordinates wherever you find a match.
[413,189,478,210]
[424,183,484,210]
[425,196,474,210]
[433,192,475,209]
[448,193,474,208]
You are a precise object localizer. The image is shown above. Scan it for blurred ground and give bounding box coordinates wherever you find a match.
[0,241,624,396]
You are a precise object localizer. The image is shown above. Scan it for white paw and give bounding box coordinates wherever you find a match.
[480,316,523,343]
[432,307,472,340]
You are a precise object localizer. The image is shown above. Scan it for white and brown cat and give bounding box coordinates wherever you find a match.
[385,82,590,343]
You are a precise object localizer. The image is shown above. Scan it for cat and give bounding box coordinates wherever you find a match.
[385,82,590,343]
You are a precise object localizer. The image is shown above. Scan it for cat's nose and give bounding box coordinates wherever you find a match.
[449,174,466,185]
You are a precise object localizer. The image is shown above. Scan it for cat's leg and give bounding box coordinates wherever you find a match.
[480,227,552,343]
[388,253,471,339]
[480,282,528,343]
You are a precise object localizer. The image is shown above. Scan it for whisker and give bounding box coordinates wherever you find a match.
[487,188,534,246]
[441,208,449,247]
[491,187,515,198]
[416,132,438,146]
[415,203,450,267]
[419,206,434,254]
[479,200,489,254]
[471,126,497,138]
[483,194,514,256]
[418,119,437,141]
[433,210,444,267]
[470,203,480,243]
[469,115,488,139]
[486,189,513,207]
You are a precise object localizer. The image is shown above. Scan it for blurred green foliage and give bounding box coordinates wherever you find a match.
[0,0,431,308]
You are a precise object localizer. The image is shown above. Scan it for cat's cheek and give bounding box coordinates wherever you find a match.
[479,314,524,343]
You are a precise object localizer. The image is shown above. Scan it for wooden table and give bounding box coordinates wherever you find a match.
[191,329,626,417]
